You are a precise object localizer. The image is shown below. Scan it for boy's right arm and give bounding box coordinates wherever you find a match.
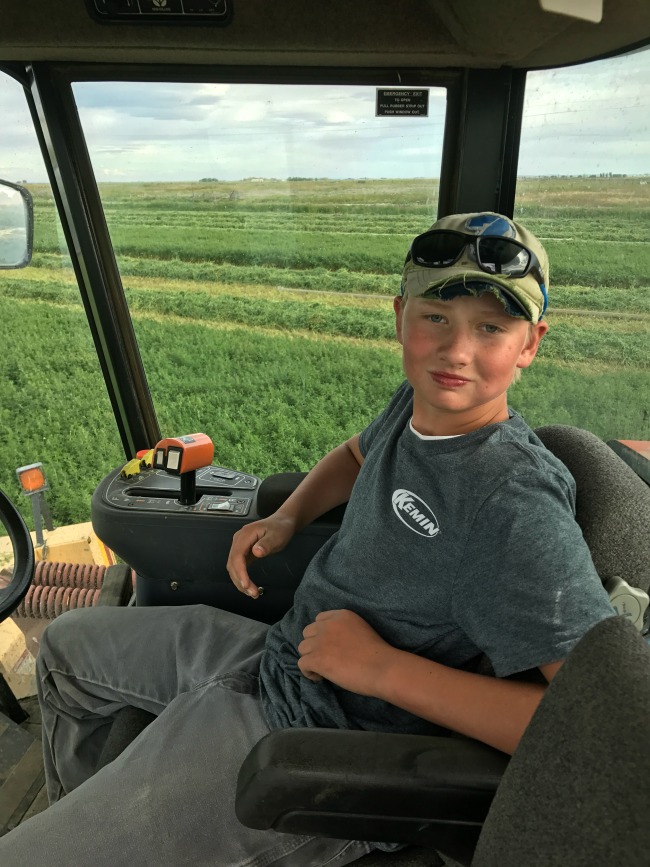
[226,435,364,598]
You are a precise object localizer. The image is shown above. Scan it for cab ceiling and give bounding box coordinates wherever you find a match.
[2,0,650,70]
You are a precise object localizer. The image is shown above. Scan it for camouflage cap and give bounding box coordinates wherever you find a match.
[401,212,549,323]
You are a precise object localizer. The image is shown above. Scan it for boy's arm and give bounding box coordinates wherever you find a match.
[298,609,562,756]
[379,650,561,755]
[227,436,363,597]
[270,435,364,532]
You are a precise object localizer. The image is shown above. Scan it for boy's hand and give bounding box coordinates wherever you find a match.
[298,609,396,697]
[226,513,297,598]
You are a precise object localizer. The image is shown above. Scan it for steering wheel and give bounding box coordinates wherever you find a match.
[0,487,35,623]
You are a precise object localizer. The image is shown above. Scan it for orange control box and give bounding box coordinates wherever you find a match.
[153,433,214,475]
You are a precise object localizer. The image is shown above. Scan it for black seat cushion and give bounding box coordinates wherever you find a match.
[536,425,650,592]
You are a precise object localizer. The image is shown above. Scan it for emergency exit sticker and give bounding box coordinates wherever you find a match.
[376,89,429,117]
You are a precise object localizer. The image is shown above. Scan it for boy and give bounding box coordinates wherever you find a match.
[0,213,614,866]
[230,211,613,756]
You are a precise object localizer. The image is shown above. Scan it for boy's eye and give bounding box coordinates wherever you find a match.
[481,323,503,334]
[427,314,445,323]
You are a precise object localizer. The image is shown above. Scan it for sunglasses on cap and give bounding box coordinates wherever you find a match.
[406,230,546,291]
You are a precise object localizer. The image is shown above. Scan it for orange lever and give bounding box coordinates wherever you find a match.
[153,433,214,475]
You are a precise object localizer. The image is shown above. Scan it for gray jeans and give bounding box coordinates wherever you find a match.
[0,604,373,866]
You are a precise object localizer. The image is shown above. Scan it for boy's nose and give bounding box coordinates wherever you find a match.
[437,327,473,365]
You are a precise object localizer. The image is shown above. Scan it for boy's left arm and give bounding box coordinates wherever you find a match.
[298,609,563,756]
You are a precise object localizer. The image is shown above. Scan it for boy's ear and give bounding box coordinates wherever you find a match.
[517,320,549,369]
[393,295,405,345]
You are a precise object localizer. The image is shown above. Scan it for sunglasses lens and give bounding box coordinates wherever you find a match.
[477,237,530,277]
[411,231,468,267]
[409,231,539,284]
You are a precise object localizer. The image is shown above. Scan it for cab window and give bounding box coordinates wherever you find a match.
[512,48,650,441]
[0,71,122,524]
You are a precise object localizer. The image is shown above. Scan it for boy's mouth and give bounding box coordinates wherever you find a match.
[431,370,471,388]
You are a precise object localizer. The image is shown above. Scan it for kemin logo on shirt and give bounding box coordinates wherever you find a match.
[391,489,440,538]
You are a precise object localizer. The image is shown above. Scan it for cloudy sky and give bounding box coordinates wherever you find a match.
[1,47,648,183]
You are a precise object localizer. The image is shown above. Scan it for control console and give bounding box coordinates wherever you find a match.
[101,464,259,517]
[91,433,343,623]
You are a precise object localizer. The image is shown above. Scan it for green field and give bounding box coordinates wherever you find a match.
[1,177,649,528]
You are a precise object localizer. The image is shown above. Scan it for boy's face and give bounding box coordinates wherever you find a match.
[394,292,548,436]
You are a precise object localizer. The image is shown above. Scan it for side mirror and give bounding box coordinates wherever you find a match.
[0,179,34,269]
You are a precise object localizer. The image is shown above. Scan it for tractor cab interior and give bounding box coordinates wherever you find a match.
[91,421,650,865]
[1,0,650,863]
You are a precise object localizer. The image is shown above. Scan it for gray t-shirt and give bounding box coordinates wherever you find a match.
[260,381,614,735]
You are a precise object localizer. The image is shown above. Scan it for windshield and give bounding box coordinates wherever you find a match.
[72,80,447,475]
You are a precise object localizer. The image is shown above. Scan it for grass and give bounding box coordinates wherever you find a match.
[28,178,650,289]
[0,295,402,524]
[0,297,124,525]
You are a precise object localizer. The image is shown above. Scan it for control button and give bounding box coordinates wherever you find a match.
[208,501,234,512]
[210,470,236,480]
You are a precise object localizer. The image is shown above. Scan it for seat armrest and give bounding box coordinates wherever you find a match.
[236,728,508,849]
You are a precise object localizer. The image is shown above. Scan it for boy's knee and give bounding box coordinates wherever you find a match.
[39,608,99,662]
